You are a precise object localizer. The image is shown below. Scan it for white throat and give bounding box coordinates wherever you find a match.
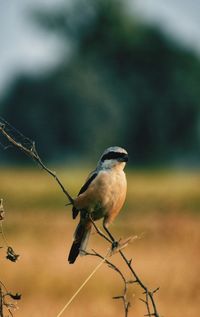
[100,159,126,171]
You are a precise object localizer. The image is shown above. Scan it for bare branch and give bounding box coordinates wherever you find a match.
[152,287,160,295]
[0,201,21,317]
[119,248,159,317]
[0,286,3,317]
[83,249,130,317]
[0,122,74,205]
[90,219,160,317]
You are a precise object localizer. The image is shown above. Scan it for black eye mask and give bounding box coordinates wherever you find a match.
[101,151,128,162]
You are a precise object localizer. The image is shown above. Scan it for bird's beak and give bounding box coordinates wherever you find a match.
[120,154,128,162]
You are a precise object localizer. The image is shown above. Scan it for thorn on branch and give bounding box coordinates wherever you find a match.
[139,297,147,304]
[113,295,124,300]
[65,202,73,207]
[152,287,160,294]
[128,258,132,265]
[143,290,149,295]
[126,280,137,284]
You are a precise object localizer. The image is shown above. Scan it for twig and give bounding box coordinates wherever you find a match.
[55,250,110,317]
[119,249,159,316]
[90,217,160,317]
[0,122,74,205]
[84,249,130,317]
[0,200,21,317]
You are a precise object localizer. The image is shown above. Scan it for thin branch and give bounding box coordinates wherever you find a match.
[89,215,159,316]
[0,123,74,205]
[84,249,130,317]
[90,220,160,317]
[0,200,21,317]
[55,250,110,317]
[119,249,160,316]
[0,286,3,317]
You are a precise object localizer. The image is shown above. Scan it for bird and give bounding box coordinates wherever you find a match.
[68,146,128,264]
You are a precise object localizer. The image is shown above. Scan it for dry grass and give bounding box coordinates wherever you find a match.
[0,167,200,317]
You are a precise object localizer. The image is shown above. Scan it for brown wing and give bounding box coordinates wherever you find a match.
[72,171,98,219]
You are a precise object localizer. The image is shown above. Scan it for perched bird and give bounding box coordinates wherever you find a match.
[68,146,128,264]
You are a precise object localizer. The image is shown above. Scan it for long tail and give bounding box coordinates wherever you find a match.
[68,220,92,264]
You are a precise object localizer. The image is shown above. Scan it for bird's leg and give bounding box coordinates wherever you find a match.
[103,223,118,250]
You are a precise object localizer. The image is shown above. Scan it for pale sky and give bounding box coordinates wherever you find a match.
[0,0,200,96]
[132,0,200,54]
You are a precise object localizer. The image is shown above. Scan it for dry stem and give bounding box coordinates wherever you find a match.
[89,216,160,317]
[84,249,130,317]
[0,122,74,205]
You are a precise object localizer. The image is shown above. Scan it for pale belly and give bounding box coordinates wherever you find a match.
[76,169,127,224]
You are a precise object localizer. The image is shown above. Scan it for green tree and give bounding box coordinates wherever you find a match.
[1,0,200,165]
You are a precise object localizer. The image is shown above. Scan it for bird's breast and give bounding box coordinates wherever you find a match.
[75,169,127,222]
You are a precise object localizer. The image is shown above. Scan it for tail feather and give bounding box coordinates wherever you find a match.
[68,221,91,264]
[72,206,79,219]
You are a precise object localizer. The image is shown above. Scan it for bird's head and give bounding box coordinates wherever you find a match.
[98,146,128,170]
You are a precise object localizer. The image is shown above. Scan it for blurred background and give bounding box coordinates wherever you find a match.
[0,0,200,316]
[1,0,200,165]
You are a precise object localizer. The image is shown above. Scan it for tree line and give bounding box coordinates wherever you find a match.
[1,0,200,166]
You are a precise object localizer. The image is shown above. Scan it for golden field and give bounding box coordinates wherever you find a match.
[0,167,200,317]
